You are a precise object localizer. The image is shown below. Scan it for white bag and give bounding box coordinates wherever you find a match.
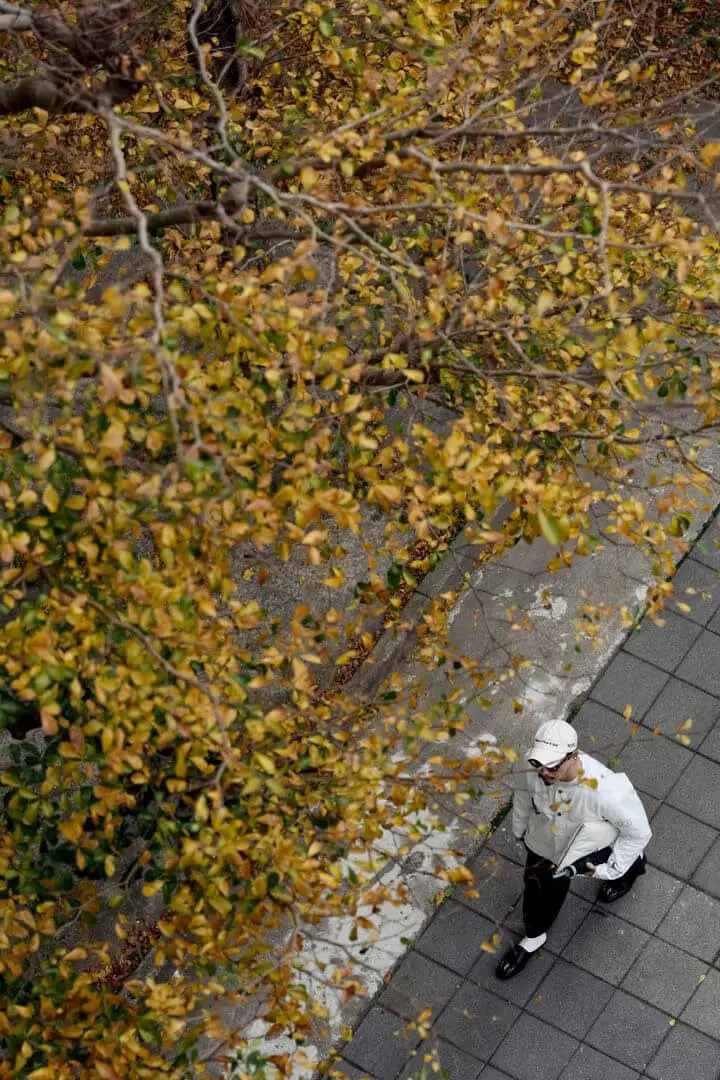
[552,820,619,878]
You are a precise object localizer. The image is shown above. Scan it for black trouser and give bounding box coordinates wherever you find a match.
[523,848,646,937]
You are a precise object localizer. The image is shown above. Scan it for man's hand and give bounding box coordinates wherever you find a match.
[584,862,596,876]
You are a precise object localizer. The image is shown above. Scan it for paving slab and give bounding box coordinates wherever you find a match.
[692,516,720,572]
[416,902,498,976]
[490,1014,577,1080]
[696,720,720,761]
[646,1022,720,1080]
[378,951,461,1022]
[691,835,720,899]
[623,609,702,672]
[562,910,648,984]
[621,938,708,1015]
[526,959,613,1037]
[655,885,720,962]
[680,968,720,1040]
[570,699,632,764]
[585,990,671,1072]
[670,557,720,626]
[667,754,720,828]
[615,731,693,799]
[435,983,519,1062]
[559,1046,639,1080]
[645,804,717,878]
[398,1037,484,1080]
[597,866,682,932]
[460,853,525,925]
[342,1006,420,1080]
[640,677,720,745]
[675,629,720,697]
[587,653,668,719]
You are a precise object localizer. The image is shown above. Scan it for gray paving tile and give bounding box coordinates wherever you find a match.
[589,653,668,719]
[641,676,720,746]
[646,1022,719,1080]
[622,938,708,1015]
[329,1059,376,1079]
[417,902,497,976]
[696,720,720,762]
[563,910,648,984]
[470,939,555,1008]
[646,805,717,878]
[670,558,720,626]
[398,1037,484,1080]
[623,609,702,672]
[585,990,671,1072]
[526,959,613,1036]
[707,607,720,635]
[572,700,632,765]
[435,983,518,1062]
[559,1046,639,1080]
[597,866,682,932]
[675,629,720,697]
[343,1006,420,1080]
[379,951,461,1021]
[691,835,720,899]
[490,1014,577,1080]
[615,730,693,799]
[656,885,720,961]
[460,853,524,925]
[667,754,720,828]
[480,1069,514,1080]
[681,968,720,1039]
[693,516,720,572]
[488,817,525,866]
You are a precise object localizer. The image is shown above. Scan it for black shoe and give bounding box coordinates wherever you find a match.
[495,944,533,981]
[599,855,647,903]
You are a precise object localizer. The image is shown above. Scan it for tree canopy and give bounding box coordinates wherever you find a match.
[0,0,719,1075]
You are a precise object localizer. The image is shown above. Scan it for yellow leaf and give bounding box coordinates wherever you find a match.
[255,752,276,774]
[38,446,56,471]
[42,485,59,513]
[322,567,345,588]
[700,142,720,166]
[373,483,402,508]
[102,421,126,454]
[537,508,569,545]
[300,166,319,190]
[623,704,632,721]
[557,254,573,275]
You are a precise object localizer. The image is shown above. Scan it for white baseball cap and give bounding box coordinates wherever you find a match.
[527,720,578,767]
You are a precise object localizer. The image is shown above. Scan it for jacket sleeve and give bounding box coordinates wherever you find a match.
[593,786,652,880]
[512,781,533,841]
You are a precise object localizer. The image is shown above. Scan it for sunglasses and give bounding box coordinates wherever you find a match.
[528,752,573,772]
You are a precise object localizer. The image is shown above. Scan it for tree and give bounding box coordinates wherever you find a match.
[0,0,718,1075]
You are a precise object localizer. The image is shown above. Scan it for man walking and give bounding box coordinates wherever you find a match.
[496,719,652,980]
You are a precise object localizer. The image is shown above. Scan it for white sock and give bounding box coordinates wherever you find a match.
[518,933,547,953]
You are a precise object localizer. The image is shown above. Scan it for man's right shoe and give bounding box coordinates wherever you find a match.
[598,854,647,903]
[495,944,532,981]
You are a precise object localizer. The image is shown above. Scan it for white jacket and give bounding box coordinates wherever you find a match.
[512,752,651,880]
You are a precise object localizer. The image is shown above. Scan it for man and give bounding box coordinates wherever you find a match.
[496,718,652,980]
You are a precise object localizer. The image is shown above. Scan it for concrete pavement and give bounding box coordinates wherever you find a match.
[333,512,720,1080]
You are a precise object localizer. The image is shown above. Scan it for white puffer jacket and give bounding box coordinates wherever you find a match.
[512,751,652,880]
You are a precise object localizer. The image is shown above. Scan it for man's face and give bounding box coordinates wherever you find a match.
[535,754,578,785]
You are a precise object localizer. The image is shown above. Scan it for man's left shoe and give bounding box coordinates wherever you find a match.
[495,944,533,980]
[598,855,647,903]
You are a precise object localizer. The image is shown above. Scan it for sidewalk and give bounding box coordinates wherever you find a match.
[335,514,720,1080]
